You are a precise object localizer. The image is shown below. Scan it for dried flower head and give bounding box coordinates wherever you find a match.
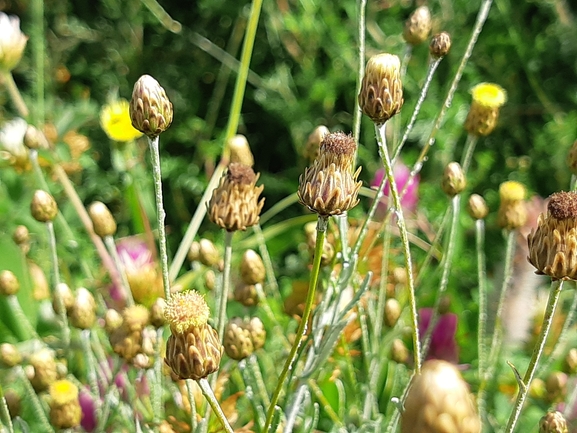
[100,99,143,142]
[298,132,362,216]
[130,75,173,138]
[0,12,28,72]
[441,162,466,197]
[30,190,58,223]
[227,134,254,167]
[88,201,117,237]
[430,32,452,58]
[528,191,577,280]
[358,54,404,124]
[164,290,210,335]
[403,6,432,46]
[539,410,568,433]
[401,360,481,433]
[498,181,527,230]
[208,163,265,232]
[467,194,489,220]
[465,83,507,136]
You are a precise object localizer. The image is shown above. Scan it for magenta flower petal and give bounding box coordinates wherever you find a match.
[371,161,419,214]
[79,390,97,432]
[418,307,459,363]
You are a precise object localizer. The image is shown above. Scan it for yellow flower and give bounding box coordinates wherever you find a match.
[49,379,78,406]
[470,83,507,108]
[100,99,143,142]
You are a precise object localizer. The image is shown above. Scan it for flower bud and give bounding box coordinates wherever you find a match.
[565,348,577,374]
[539,410,568,433]
[224,318,254,361]
[188,241,201,262]
[0,270,19,296]
[240,249,266,285]
[104,308,123,333]
[150,297,166,328]
[401,360,481,433]
[0,12,28,72]
[545,371,567,403]
[227,134,254,167]
[303,125,329,163]
[430,32,452,58]
[465,83,507,136]
[497,181,527,230]
[123,304,150,333]
[358,54,403,124]
[246,317,266,350]
[88,201,117,237]
[441,162,466,197]
[467,194,489,220]
[403,6,432,46]
[4,389,20,418]
[12,225,29,246]
[204,269,216,291]
[129,75,173,138]
[30,190,58,222]
[69,287,96,329]
[29,348,58,391]
[384,298,401,328]
[29,261,49,300]
[198,239,220,267]
[391,339,409,364]
[49,380,81,429]
[0,343,21,367]
[234,282,259,307]
[23,125,49,150]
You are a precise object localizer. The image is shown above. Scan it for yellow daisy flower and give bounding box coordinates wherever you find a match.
[470,82,507,108]
[49,379,79,406]
[100,99,143,142]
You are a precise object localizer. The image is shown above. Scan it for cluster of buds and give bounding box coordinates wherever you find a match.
[298,132,362,216]
[464,83,507,137]
[164,290,223,380]
[223,317,266,361]
[528,191,577,280]
[107,304,156,366]
[208,163,265,232]
[401,360,481,432]
[129,75,173,138]
[48,379,82,429]
[497,180,527,230]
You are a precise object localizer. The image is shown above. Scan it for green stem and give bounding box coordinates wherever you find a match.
[197,378,233,433]
[460,134,479,173]
[259,193,299,226]
[352,0,367,144]
[81,330,99,398]
[217,231,233,342]
[46,221,70,347]
[0,385,14,433]
[186,379,198,431]
[263,215,328,432]
[253,223,280,294]
[1,71,29,118]
[17,366,54,433]
[104,235,134,306]
[375,122,421,373]
[169,0,264,281]
[140,0,182,33]
[147,135,171,300]
[504,280,564,433]
[475,219,489,419]
[6,296,36,341]
[31,0,45,124]
[249,355,271,408]
[152,328,163,424]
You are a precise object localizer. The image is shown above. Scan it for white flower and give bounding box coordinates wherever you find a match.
[0,118,29,166]
[0,12,28,71]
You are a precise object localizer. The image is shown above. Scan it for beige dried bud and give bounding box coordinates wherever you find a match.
[246,317,266,350]
[12,225,30,254]
[568,140,577,176]
[150,297,166,328]
[224,318,254,361]
[384,298,401,328]
[208,163,265,232]
[430,32,452,58]
[198,239,220,267]
[234,282,259,307]
[104,308,123,333]
[391,339,409,364]
[565,348,577,374]
[4,389,20,418]
[401,360,481,433]
[187,241,201,262]
[540,410,568,433]
[53,283,74,315]
[88,201,117,237]
[23,125,49,150]
[0,270,19,296]
[358,54,403,124]
[29,348,58,391]
[123,304,150,333]
[228,134,254,167]
[298,132,362,216]
[69,287,96,329]
[304,125,329,162]
[403,6,432,45]
[467,194,489,220]
[0,343,21,367]
[240,249,266,285]
[129,75,173,138]
[204,269,216,291]
[29,261,49,300]
[30,190,58,222]
[441,162,466,197]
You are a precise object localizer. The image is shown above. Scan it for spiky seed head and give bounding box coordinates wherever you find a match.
[401,360,481,433]
[164,290,210,335]
[198,239,220,267]
[165,322,223,380]
[464,83,507,136]
[223,318,254,361]
[227,134,254,167]
[304,125,330,162]
[0,270,19,296]
[129,75,173,138]
[528,191,577,280]
[298,132,362,216]
[30,190,58,222]
[240,249,266,285]
[540,410,568,433]
[403,6,432,45]
[88,201,117,238]
[467,194,489,220]
[208,163,265,232]
[358,54,404,124]
[441,162,466,197]
[430,32,452,58]
[69,287,96,330]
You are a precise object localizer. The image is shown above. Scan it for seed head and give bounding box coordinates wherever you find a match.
[358,54,404,124]
[403,6,432,46]
[208,163,265,232]
[246,317,266,350]
[298,132,362,216]
[30,190,58,222]
[430,32,452,58]
[129,75,173,138]
[88,201,117,238]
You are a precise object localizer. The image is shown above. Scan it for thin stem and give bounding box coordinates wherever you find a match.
[186,380,198,432]
[217,231,233,341]
[6,296,36,341]
[31,0,44,124]
[46,221,70,347]
[0,385,14,433]
[147,135,171,300]
[504,280,564,433]
[460,134,479,173]
[169,0,264,281]
[104,235,135,306]
[421,195,461,359]
[253,223,280,294]
[17,366,54,433]
[475,218,489,418]
[152,328,164,425]
[375,122,421,373]
[263,215,328,432]
[352,0,367,144]
[259,192,299,226]
[1,71,29,118]
[249,355,271,408]
[81,330,99,398]
[197,378,233,433]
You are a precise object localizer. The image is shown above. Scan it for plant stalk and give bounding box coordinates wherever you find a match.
[198,378,233,433]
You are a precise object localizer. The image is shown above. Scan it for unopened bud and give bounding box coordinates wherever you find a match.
[384,298,401,328]
[0,343,21,367]
[228,134,254,167]
[69,287,96,329]
[403,6,432,45]
[234,282,259,307]
[24,125,49,150]
[30,190,58,222]
[0,270,19,296]
[88,201,117,237]
[198,239,219,267]
[129,75,173,138]
[467,194,489,220]
[391,339,409,364]
[150,298,166,328]
[304,125,329,162]
[240,249,266,285]
[430,32,452,58]
[53,283,74,315]
[540,410,568,433]
[441,162,466,197]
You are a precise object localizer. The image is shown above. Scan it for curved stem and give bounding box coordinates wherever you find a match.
[504,280,564,433]
[259,192,299,226]
[375,122,421,373]
[147,135,171,300]
[198,378,233,433]
[460,134,479,173]
[263,215,328,432]
[5,296,36,341]
[169,0,264,281]
[217,231,233,341]
[1,71,29,118]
